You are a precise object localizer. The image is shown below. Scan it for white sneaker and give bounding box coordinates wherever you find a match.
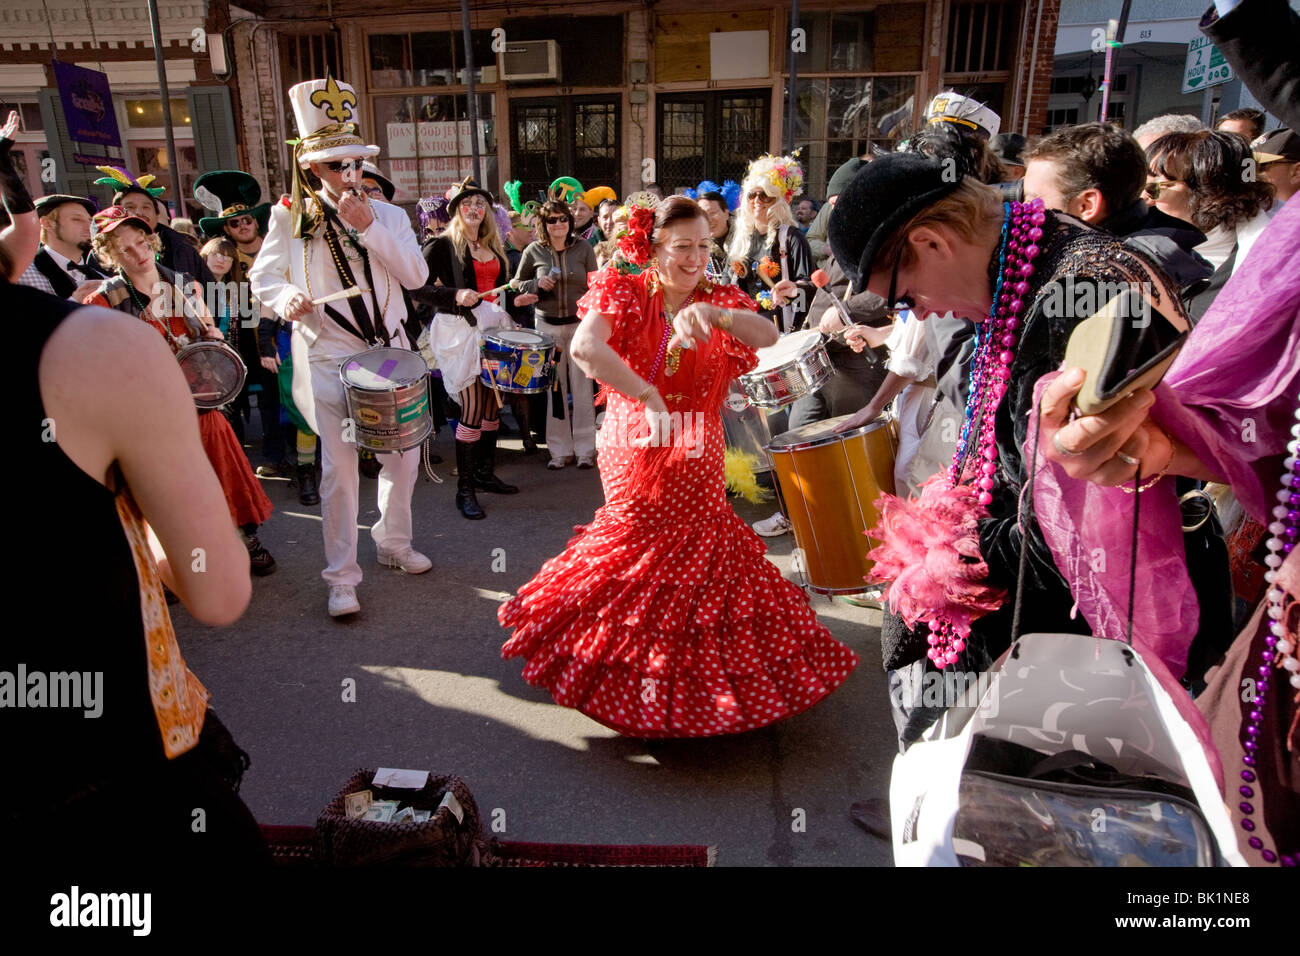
[753,512,793,537]
[328,585,360,617]
[547,457,566,470]
[377,546,433,574]
[576,454,596,469]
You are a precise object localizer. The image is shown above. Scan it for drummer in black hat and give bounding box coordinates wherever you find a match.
[415,176,526,520]
[194,169,286,474]
[826,153,1203,746]
[16,194,107,299]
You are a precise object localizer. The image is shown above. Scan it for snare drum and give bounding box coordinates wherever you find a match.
[739,330,834,408]
[765,414,897,594]
[176,340,246,409]
[480,328,556,394]
[339,348,433,453]
[721,382,777,475]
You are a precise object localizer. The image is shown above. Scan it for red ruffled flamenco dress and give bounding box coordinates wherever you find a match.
[499,270,858,737]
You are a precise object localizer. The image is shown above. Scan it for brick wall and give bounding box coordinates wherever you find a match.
[228,19,286,199]
[1016,0,1063,135]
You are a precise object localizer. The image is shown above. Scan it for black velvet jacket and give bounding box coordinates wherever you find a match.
[413,234,515,326]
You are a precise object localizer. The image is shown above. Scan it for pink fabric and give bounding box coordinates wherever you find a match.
[1026,199,1300,794]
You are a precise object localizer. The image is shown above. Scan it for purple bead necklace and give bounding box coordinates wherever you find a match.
[925,198,1046,667]
[1242,391,1300,866]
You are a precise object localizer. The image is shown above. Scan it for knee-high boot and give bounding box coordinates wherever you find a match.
[455,440,486,519]
[513,397,538,455]
[473,430,519,494]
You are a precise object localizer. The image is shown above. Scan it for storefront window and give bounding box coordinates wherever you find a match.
[124,98,191,129]
[372,93,497,203]
[369,30,496,89]
[787,76,916,198]
[794,6,924,73]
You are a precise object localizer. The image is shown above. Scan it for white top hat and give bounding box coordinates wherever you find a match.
[925,92,1001,138]
[289,77,380,167]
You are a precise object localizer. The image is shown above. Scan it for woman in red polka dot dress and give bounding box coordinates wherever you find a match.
[500,196,859,737]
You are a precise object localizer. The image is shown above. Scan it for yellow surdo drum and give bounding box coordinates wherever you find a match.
[765,414,897,594]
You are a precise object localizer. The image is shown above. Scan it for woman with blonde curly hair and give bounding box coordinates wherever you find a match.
[726,153,816,335]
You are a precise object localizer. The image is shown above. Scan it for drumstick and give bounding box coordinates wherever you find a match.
[312,286,370,306]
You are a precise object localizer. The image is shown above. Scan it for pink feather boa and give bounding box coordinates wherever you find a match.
[866,473,1007,638]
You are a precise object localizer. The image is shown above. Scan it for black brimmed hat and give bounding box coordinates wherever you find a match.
[447,176,494,215]
[34,194,96,217]
[361,163,396,202]
[828,152,964,292]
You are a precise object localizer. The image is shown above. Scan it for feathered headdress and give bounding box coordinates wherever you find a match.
[93,165,165,198]
[502,180,540,221]
[743,153,804,204]
[682,179,742,211]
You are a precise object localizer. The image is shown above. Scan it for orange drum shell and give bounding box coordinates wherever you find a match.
[767,422,897,594]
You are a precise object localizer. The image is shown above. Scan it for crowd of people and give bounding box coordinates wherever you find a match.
[3,0,1297,868]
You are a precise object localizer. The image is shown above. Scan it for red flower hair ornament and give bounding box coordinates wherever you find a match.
[617,206,655,266]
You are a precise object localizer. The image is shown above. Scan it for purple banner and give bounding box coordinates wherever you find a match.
[53,61,120,148]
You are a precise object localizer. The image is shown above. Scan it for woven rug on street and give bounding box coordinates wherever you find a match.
[259,825,715,868]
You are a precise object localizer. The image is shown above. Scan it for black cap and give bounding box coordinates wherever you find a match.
[1254,127,1300,162]
[34,194,96,217]
[828,153,963,292]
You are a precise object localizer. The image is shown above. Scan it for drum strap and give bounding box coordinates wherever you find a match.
[320,209,391,348]
[777,224,794,334]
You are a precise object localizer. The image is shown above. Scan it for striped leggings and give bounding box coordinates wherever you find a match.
[455,379,500,441]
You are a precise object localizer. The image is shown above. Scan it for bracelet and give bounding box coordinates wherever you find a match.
[1120,425,1175,494]
[713,308,734,332]
[634,383,656,404]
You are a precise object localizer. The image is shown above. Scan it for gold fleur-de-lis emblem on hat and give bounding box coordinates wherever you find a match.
[310,77,357,123]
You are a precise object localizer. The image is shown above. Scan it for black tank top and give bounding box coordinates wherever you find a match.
[9,282,169,803]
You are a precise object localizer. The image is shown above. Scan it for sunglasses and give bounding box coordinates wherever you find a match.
[544,216,568,225]
[885,249,916,319]
[746,191,776,205]
[1143,180,1177,200]
[227,216,255,228]
[324,159,364,174]
[361,184,384,198]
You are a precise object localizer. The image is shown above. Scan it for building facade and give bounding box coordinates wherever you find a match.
[4,0,1063,218]
[1049,0,1299,133]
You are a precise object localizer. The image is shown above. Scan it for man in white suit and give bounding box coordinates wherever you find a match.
[250,77,430,618]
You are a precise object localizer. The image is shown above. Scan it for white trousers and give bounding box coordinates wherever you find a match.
[310,358,421,587]
[537,317,596,459]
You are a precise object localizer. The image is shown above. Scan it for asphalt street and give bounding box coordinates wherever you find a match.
[174,418,897,866]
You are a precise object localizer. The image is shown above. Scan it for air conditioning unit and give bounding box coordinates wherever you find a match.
[500,39,560,82]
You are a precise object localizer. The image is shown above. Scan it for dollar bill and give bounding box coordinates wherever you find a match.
[392,806,416,825]
[344,789,373,819]
[411,810,431,823]
[363,801,397,823]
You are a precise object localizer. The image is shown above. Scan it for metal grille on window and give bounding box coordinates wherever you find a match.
[659,100,706,194]
[945,1,1010,74]
[575,104,617,190]
[512,105,559,203]
[717,97,767,186]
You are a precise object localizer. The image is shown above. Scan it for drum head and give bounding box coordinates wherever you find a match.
[752,330,823,373]
[768,413,887,450]
[489,328,553,348]
[178,342,245,409]
[342,348,427,389]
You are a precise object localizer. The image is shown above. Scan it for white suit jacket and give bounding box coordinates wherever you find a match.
[249,195,428,433]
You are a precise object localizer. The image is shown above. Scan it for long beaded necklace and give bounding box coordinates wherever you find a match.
[123,271,185,351]
[924,198,1046,666]
[654,287,697,380]
[1241,391,1300,866]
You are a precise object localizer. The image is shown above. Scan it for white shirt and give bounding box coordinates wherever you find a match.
[248,193,429,432]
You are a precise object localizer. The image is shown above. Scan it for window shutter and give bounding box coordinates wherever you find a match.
[186,86,239,173]
[37,88,113,202]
